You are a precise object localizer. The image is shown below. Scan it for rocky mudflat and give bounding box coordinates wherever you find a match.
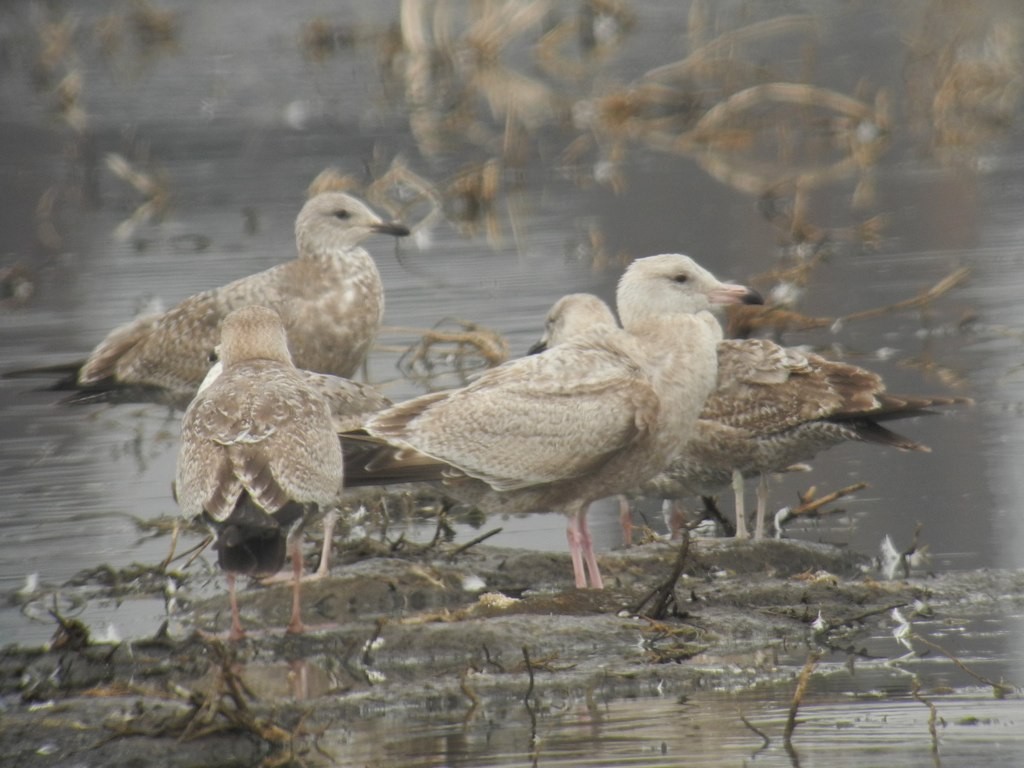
[3,535,1022,767]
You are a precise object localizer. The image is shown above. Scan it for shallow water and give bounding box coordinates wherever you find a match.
[1,0,1024,764]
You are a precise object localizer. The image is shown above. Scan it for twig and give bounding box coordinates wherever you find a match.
[911,677,940,756]
[176,535,213,570]
[448,527,504,560]
[789,482,868,518]
[739,712,771,753]
[911,633,1017,697]
[842,267,970,323]
[784,652,820,745]
[630,529,691,619]
[521,646,536,705]
[522,645,540,766]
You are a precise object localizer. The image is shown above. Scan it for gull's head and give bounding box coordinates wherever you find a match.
[297,191,410,252]
[217,305,293,368]
[528,293,618,354]
[616,254,762,329]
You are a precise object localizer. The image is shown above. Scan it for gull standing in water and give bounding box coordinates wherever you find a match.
[175,306,344,640]
[343,255,762,588]
[12,191,409,405]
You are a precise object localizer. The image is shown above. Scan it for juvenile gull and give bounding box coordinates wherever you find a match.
[30,192,408,405]
[197,357,393,580]
[175,306,344,640]
[530,294,966,540]
[344,255,761,588]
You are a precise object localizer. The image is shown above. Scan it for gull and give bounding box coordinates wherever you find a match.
[343,254,762,588]
[175,306,344,640]
[9,192,408,405]
[530,294,966,540]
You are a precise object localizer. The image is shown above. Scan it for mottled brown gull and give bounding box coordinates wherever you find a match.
[650,338,966,539]
[343,254,762,588]
[196,357,393,580]
[18,192,409,405]
[175,306,344,640]
[531,293,966,541]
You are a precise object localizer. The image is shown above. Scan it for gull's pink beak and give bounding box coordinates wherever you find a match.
[709,283,763,306]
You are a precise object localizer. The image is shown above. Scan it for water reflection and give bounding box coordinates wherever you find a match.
[320,687,1024,768]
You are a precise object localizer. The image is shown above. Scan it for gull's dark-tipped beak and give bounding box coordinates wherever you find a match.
[710,283,764,306]
[527,339,548,355]
[373,221,411,238]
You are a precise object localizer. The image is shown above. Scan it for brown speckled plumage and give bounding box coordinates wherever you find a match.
[75,192,408,404]
[176,306,344,638]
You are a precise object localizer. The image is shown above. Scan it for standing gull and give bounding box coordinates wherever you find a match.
[530,294,965,540]
[175,306,344,640]
[344,255,761,588]
[196,359,393,581]
[18,192,409,405]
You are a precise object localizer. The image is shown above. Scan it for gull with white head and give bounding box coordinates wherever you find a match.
[530,293,966,541]
[343,254,762,588]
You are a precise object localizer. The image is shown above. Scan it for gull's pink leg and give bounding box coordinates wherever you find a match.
[565,515,588,588]
[664,499,685,541]
[227,572,245,641]
[261,509,338,586]
[285,536,306,635]
[618,495,634,548]
[577,506,604,590]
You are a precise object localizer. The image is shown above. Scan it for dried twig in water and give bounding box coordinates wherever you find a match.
[391,319,509,388]
[730,265,969,340]
[911,677,941,756]
[521,644,541,765]
[739,712,771,753]
[447,527,504,560]
[911,633,1017,698]
[784,652,820,745]
[841,267,971,323]
[630,529,691,619]
[775,482,868,535]
[790,482,867,517]
[521,645,536,704]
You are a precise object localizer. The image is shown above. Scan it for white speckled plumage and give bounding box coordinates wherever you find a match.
[532,294,964,541]
[347,255,760,588]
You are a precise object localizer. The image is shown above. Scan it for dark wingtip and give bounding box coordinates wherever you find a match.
[527,340,548,355]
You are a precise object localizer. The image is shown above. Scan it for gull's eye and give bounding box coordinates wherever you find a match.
[672,273,689,284]
[333,209,351,220]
